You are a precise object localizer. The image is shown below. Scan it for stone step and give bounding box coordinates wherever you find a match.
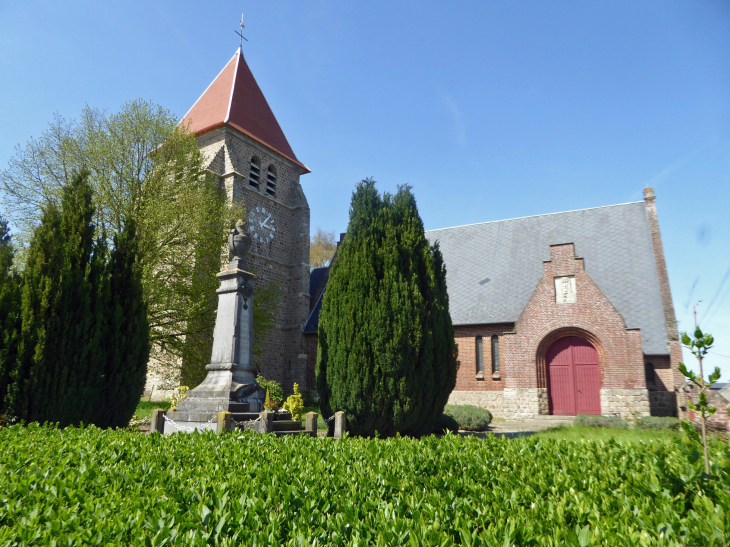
[228,402,250,413]
[274,430,315,437]
[525,415,576,422]
[273,420,302,431]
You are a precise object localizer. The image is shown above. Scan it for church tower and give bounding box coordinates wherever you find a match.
[181,48,311,391]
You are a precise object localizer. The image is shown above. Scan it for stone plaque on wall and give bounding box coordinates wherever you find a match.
[555,276,577,304]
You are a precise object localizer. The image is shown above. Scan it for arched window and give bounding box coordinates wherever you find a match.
[266,165,277,196]
[475,336,484,376]
[644,362,656,390]
[491,335,500,374]
[249,157,260,189]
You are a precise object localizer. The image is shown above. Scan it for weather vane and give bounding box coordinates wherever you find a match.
[235,13,248,49]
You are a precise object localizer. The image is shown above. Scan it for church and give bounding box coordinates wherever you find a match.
[179,48,682,420]
[179,49,312,392]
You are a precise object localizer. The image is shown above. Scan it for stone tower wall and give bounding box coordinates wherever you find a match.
[199,127,310,392]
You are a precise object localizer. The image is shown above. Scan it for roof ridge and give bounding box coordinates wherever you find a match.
[179,49,237,127]
[426,200,645,233]
[224,51,240,124]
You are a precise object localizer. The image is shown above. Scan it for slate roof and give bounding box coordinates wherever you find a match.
[180,49,309,173]
[303,268,327,335]
[309,267,328,299]
[425,201,670,355]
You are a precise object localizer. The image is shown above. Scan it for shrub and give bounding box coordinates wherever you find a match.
[256,375,283,404]
[635,416,679,431]
[574,414,628,428]
[3,426,728,544]
[317,181,457,437]
[432,413,459,434]
[444,405,493,431]
[283,383,304,421]
[167,386,189,411]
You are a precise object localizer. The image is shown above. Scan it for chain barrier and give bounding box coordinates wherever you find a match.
[232,415,261,431]
[162,414,215,433]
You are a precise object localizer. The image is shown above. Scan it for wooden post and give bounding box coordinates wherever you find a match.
[306,412,318,437]
[334,411,346,439]
[217,411,232,434]
[150,409,166,434]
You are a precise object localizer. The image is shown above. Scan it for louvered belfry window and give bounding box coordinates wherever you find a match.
[249,157,260,189]
[266,165,277,196]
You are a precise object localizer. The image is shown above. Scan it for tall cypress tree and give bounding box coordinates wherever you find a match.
[101,217,150,428]
[316,180,457,437]
[3,171,149,427]
[0,218,21,410]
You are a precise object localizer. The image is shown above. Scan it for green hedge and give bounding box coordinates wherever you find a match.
[1,424,729,545]
[432,413,459,434]
[636,416,679,431]
[574,414,628,428]
[443,405,493,431]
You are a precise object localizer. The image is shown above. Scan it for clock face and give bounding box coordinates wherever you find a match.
[248,206,276,242]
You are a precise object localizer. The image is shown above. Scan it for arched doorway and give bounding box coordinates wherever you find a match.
[546,336,601,415]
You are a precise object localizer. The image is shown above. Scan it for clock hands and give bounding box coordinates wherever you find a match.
[259,213,272,230]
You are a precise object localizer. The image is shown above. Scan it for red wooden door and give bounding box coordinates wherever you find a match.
[547,337,601,415]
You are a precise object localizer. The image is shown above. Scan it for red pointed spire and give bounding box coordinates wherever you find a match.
[181,50,309,173]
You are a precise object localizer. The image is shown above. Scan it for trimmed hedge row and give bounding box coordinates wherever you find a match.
[574,414,629,429]
[443,405,493,431]
[1,424,728,545]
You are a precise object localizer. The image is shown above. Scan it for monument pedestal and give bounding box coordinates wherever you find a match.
[165,254,264,434]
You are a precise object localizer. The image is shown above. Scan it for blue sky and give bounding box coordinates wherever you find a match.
[1,1,729,378]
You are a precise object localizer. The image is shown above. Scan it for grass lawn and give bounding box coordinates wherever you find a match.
[133,399,170,419]
[535,424,681,443]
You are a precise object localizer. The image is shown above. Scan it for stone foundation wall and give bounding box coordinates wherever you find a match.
[648,390,677,417]
[503,388,547,419]
[600,388,650,420]
[447,390,505,418]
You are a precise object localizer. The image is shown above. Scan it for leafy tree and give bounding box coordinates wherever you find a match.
[316,179,457,437]
[678,326,721,475]
[2,171,149,427]
[310,227,337,269]
[0,100,244,384]
[0,217,21,409]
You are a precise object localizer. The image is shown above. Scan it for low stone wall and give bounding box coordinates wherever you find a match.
[447,391,504,418]
[600,388,650,420]
[503,388,547,419]
[447,388,549,420]
[648,391,677,417]
[449,388,656,421]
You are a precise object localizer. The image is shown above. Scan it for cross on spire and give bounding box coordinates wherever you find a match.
[235,13,248,50]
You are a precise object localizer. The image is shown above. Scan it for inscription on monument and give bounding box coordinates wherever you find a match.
[555,276,577,304]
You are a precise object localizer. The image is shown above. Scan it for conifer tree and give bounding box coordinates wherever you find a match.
[2,171,149,427]
[100,217,150,428]
[316,180,457,437]
[0,218,21,409]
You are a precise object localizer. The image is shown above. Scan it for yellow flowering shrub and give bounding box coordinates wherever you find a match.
[283,383,304,421]
[168,386,189,411]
